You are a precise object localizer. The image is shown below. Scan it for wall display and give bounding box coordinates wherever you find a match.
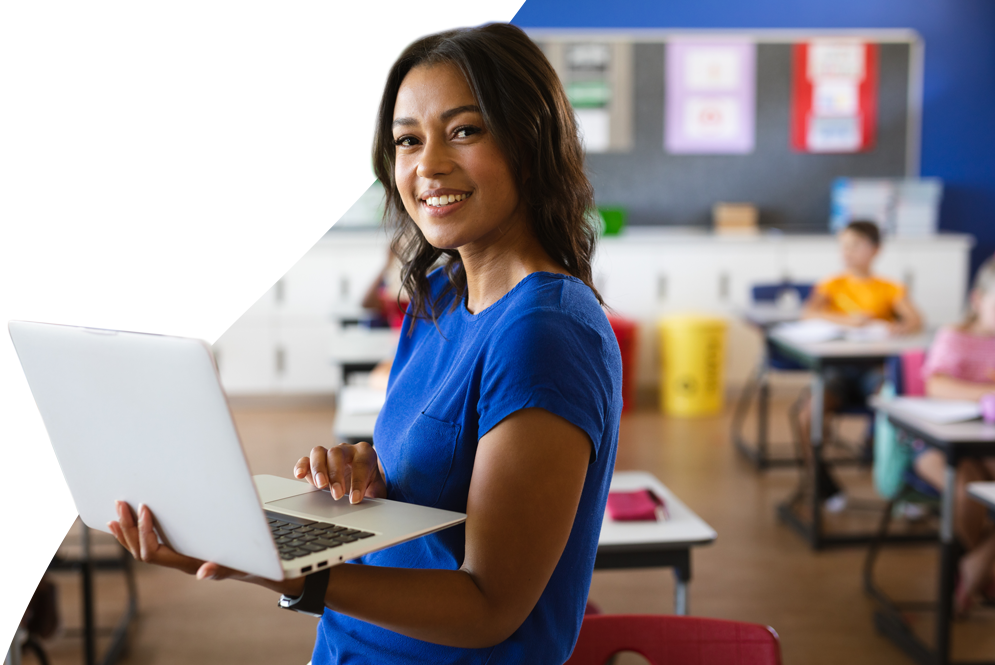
[159,159,221,206]
[664,40,756,154]
[225,166,283,211]
[104,162,152,222]
[540,40,635,154]
[74,49,221,161]
[311,41,404,225]
[3,44,78,168]
[792,41,878,153]
[223,49,314,168]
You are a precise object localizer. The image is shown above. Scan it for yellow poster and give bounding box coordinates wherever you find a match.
[223,49,315,169]
[3,44,79,168]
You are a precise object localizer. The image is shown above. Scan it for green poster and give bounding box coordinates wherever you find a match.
[104,162,152,222]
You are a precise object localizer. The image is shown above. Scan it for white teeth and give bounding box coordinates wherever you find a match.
[423,193,469,207]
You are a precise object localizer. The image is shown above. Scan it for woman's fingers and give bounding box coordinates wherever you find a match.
[310,445,333,491]
[324,445,353,500]
[114,501,141,558]
[294,456,313,485]
[348,441,377,504]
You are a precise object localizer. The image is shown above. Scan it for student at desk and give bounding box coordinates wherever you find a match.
[799,220,924,511]
[108,23,623,665]
[910,255,995,615]
[3,289,64,485]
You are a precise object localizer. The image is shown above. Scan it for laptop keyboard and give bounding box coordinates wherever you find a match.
[265,510,375,561]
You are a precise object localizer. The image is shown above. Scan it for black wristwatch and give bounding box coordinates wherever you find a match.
[278,568,331,617]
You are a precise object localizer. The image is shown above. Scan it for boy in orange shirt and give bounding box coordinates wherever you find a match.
[800,220,923,510]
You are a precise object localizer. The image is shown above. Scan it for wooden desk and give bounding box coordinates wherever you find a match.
[61,304,197,335]
[768,331,932,550]
[871,398,995,665]
[596,471,716,616]
[3,483,76,665]
[333,386,385,444]
[967,481,995,512]
[3,409,48,443]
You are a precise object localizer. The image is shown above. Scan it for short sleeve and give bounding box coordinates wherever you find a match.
[476,309,618,463]
[922,327,963,380]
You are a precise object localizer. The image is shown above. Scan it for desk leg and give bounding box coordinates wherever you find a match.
[758,374,770,466]
[5,626,25,665]
[3,581,21,665]
[673,549,691,616]
[935,462,957,665]
[81,525,96,665]
[809,373,825,549]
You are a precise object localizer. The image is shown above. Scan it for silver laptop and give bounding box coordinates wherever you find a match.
[8,320,466,581]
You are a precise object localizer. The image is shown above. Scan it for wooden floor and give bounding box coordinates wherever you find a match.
[26,395,995,664]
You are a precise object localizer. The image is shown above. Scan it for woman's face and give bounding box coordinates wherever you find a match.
[391,62,527,252]
[972,287,995,333]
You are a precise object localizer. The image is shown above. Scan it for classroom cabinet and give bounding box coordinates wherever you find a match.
[215,229,973,396]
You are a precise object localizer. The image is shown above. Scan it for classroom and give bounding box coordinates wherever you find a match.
[6,1,995,665]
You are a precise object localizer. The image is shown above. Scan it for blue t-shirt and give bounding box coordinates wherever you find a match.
[313,270,622,665]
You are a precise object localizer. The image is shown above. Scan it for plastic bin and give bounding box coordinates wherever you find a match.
[658,314,727,417]
[607,316,638,413]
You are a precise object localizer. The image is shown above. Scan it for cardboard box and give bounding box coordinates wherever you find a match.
[713,203,759,235]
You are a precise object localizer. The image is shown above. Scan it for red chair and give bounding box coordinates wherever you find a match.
[564,614,782,665]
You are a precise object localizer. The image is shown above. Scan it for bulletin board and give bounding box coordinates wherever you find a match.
[528,30,922,231]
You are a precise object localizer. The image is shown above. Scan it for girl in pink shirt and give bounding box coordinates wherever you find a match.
[915,256,995,615]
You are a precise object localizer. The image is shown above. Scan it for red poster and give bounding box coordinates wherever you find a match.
[791,42,877,153]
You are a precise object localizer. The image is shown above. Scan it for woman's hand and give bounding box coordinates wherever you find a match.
[294,442,387,504]
[107,501,303,596]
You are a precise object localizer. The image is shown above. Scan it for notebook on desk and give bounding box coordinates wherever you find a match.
[8,320,465,581]
[887,397,982,424]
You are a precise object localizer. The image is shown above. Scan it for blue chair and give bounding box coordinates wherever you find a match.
[731,282,813,470]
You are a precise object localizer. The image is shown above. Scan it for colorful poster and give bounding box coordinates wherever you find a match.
[223,49,314,169]
[225,166,283,212]
[566,43,612,153]
[791,41,878,153]
[159,159,221,206]
[3,44,78,168]
[665,40,756,154]
[74,49,221,161]
[311,41,404,225]
[104,162,152,222]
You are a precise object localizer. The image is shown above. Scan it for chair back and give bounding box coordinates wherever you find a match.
[751,282,814,305]
[564,614,782,665]
[900,349,927,397]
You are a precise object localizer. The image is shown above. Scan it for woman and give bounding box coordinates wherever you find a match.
[109,23,623,664]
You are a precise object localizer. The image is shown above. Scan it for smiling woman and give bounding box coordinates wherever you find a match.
[107,22,622,665]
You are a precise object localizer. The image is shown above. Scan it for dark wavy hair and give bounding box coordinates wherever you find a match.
[371,23,601,326]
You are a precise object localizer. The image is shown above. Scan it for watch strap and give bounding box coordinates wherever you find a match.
[278,568,331,617]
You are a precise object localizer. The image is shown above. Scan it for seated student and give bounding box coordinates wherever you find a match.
[912,255,995,616]
[3,289,63,485]
[799,220,924,511]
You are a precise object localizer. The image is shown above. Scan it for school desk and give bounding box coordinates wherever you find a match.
[767,330,932,550]
[872,397,995,665]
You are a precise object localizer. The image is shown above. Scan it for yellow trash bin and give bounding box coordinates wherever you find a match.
[659,314,727,417]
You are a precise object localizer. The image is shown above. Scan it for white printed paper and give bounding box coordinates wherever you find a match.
[225,166,283,211]
[159,159,221,206]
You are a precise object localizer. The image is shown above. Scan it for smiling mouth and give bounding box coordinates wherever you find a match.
[421,192,472,208]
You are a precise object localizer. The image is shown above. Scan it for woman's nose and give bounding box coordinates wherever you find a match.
[416,137,453,178]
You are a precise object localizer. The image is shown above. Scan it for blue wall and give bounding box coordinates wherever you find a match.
[514,0,995,277]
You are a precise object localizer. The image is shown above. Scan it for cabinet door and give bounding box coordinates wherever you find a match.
[213,324,277,395]
[277,324,343,394]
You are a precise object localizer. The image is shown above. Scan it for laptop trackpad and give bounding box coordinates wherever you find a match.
[266,490,376,521]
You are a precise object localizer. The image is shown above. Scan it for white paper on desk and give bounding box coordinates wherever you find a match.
[773,319,844,343]
[890,397,982,424]
[3,487,35,531]
[339,388,386,415]
[843,322,891,342]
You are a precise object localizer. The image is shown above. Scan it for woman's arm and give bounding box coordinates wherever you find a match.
[926,374,995,402]
[302,407,591,648]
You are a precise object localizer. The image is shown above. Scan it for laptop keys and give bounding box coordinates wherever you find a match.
[269,513,376,561]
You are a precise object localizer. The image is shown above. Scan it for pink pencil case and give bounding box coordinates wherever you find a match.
[607,489,669,522]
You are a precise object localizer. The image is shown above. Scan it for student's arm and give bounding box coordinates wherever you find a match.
[890,296,923,335]
[802,290,869,327]
[926,374,995,402]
